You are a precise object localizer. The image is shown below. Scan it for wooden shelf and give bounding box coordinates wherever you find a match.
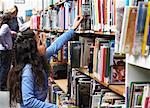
[76,68,125,97]
[126,54,150,69]
[108,85,125,97]
[50,61,67,65]
[54,79,68,93]
[94,31,115,36]
[35,29,115,36]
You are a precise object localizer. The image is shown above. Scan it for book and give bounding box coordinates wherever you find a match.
[119,6,130,54]
[69,41,81,68]
[133,2,148,55]
[76,78,91,108]
[81,0,91,30]
[142,2,150,56]
[124,6,138,54]
[142,84,150,108]
[114,0,125,53]
[79,37,94,68]
[110,57,125,84]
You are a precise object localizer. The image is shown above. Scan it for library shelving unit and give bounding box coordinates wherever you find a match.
[75,68,125,97]
[35,29,115,36]
[125,54,150,104]
[33,0,125,107]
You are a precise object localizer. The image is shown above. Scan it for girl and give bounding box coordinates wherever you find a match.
[7,16,83,108]
[0,13,16,90]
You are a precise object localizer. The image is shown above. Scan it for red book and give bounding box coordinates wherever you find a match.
[101,46,107,82]
[78,0,82,16]
[147,97,150,108]
[98,0,102,31]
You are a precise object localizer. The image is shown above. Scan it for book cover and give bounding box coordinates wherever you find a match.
[142,84,150,108]
[114,0,125,53]
[64,2,70,30]
[110,57,125,84]
[93,38,100,74]
[133,2,148,55]
[119,6,130,54]
[81,1,91,30]
[70,41,81,68]
[79,37,94,68]
[124,6,138,54]
[142,2,150,56]
[147,26,150,55]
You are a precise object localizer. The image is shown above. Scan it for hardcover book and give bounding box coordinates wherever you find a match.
[110,57,125,84]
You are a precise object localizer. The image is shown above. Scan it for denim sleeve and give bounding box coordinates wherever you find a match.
[46,29,75,59]
[0,24,9,37]
[0,24,9,48]
[22,67,58,108]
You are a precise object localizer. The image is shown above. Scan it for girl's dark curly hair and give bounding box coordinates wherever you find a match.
[0,12,11,27]
[7,29,48,107]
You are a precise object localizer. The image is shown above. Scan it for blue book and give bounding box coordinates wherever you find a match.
[134,2,147,55]
[147,26,150,46]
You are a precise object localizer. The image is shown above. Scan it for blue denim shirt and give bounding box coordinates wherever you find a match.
[21,29,75,108]
[0,24,13,50]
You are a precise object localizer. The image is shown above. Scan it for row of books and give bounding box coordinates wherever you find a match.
[68,68,125,108]
[43,30,125,84]
[93,37,125,84]
[128,82,150,108]
[115,1,150,56]
[49,84,78,107]
[68,37,125,84]
[90,0,116,32]
[30,0,116,32]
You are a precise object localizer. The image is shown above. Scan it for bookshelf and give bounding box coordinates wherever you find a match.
[31,0,125,107]
[54,79,68,93]
[125,54,150,105]
[76,68,125,96]
[118,1,150,107]
[35,29,115,36]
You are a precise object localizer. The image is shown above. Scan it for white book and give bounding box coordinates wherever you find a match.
[91,94,102,108]
[142,84,150,108]
[118,6,130,54]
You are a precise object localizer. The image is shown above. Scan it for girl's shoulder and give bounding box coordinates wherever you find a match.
[22,64,33,77]
[1,24,9,28]
[1,24,10,31]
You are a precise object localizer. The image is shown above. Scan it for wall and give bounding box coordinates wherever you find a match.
[2,0,49,19]
[0,0,4,11]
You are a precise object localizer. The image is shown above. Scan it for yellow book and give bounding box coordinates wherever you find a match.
[142,2,150,56]
[57,49,62,62]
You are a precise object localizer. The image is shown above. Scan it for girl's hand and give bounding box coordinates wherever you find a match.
[71,16,83,30]
[11,31,17,37]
